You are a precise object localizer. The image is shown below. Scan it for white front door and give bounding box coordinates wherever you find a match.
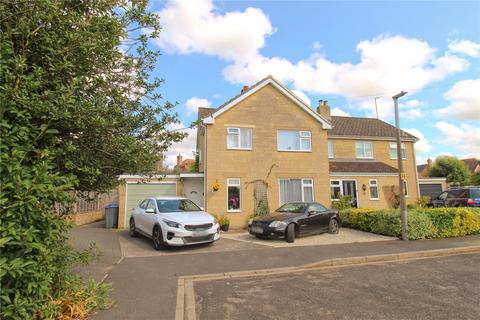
[183,177,204,208]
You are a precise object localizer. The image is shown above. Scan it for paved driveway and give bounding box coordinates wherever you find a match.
[221,227,396,248]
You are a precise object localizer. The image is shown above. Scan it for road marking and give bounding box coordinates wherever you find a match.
[176,245,480,319]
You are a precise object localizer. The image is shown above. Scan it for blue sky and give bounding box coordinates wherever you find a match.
[146,0,480,166]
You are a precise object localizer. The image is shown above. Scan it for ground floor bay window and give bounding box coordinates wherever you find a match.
[279,179,314,205]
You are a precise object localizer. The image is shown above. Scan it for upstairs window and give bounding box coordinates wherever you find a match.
[355,141,373,159]
[227,127,252,150]
[277,130,312,151]
[390,143,406,159]
[328,140,334,158]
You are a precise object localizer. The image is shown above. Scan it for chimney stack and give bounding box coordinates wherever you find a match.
[317,100,331,121]
[427,158,432,167]
[176,154,183,166]
[241,85,249,93]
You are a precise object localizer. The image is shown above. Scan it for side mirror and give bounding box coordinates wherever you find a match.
[308,210,316,216]
[145,208,156,214]
[200,207,204,211]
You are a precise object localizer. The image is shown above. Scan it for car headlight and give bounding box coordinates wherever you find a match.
[248,218,253,225]
[269,221,287,229]
[163,219,181,228]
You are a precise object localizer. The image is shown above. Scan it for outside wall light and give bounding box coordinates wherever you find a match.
[362,184,367,192]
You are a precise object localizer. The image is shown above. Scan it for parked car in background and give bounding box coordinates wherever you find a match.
[430,187,480,208]
[129,196,220,250]
[248,202,340,243]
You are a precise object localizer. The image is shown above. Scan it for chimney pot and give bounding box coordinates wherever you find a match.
[241,85,249,93]
[427,158,432,167]
[176,154,183,166]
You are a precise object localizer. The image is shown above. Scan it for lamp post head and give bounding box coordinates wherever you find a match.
[392,91,408,100]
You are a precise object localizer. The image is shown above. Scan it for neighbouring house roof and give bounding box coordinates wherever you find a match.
[201,75,332,129]
[329,116,417,141]
[462,158,480,173]
[417,164,429,177]
[175,159,195,173]
[198,107,216,120]
[329,160,398,174]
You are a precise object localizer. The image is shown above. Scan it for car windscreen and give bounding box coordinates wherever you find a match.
[276,203,307,213]
[470,189,480,198]
[156,199,201,212]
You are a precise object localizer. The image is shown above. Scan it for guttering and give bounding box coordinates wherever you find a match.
[329,172,398,177]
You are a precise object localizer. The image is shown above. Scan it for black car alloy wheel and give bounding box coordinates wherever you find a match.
[329,219,339,234]
[152,226,164,250]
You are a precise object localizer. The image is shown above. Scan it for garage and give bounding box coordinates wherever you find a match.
[124,182,177,227]
[418,178,447,199]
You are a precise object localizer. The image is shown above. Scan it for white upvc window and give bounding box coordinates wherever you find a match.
[355,141,373,159]
[277,130,312,152]
[227,178,241,212]
[403,180,409,197]
[369,179,379,200]
[328,139,334,158]
[227,127,252,150]
[330,180,342,200]
[279,179,314,205]
[390,143,406,159]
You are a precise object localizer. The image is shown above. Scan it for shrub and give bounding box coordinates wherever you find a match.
[417,196,431,208]
[331,195,353,210]
[341,207,480,240]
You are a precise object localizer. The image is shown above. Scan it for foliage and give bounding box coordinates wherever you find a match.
[417,196,431,208]
[216,215,231,226]
[341,208,480,240]
[191,152,200,173]
[331,195,353,210]
[471,172,480,186]
[254,200,270,217]
[426,156,471,185]
[1,0,180,318]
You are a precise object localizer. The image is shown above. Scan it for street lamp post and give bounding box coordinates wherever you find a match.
[392,91,408,241]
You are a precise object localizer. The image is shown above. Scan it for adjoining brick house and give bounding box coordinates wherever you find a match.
[196,76,420,228]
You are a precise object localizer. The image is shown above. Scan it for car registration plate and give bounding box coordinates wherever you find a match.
[191,231,208,237]
[251,226,263,234]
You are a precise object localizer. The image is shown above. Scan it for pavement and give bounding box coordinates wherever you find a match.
[68,222,480,320]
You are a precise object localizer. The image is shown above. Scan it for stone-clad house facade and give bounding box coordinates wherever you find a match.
[196,76,419,228]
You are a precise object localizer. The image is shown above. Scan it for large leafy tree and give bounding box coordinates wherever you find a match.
[0,0,184,318]
[426,156,471,185]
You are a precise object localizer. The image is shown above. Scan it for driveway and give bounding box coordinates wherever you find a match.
[221,227,396,248]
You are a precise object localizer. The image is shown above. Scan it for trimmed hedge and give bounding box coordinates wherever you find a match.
[340,207,480,240]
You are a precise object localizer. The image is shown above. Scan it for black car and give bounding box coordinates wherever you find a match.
[430,187,480,208]
[248,202,340,243]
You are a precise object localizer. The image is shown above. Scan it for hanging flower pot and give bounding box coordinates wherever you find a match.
[212,182,220,192]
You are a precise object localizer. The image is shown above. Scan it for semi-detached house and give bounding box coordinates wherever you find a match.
[117,76,419,229]
[196,76,419,228]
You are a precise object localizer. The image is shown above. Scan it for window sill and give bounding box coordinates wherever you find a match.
[356,157,374,159]
[278,149,312,153]
[227,148,252,151]
[227,210,241,213]
[370,198,380,201]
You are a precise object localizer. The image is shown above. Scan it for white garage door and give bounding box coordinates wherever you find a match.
[125,183,177,225]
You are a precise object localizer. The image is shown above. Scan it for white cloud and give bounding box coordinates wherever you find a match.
[223,35,469,99]
[155,0,273,62]
[184,97,211,115]
[404,128,432,154]
[331,107,350,117]
[291,89,311,106]
[435,122,480,156]
[438,79,480,121]
[448,39,480,57]
[164,122,197,167]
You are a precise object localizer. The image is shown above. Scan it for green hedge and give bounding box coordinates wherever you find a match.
[340,207,480,240]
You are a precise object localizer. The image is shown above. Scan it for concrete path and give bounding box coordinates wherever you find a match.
[67,223,480,319]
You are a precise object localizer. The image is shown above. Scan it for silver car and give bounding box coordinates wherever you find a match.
[129,196,220,250]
